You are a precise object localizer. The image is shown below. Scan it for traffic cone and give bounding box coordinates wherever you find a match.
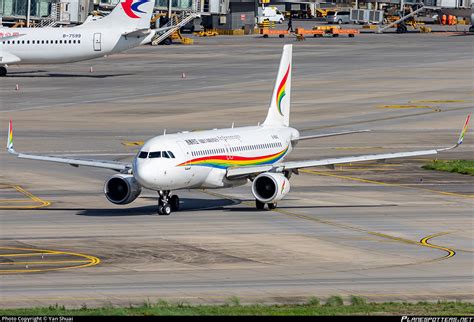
[90,66,94,73]
[182,72,186,79]
[15,84,19,91]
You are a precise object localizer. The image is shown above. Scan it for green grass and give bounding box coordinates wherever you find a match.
[1,299,473,316]
[422,160,474,176]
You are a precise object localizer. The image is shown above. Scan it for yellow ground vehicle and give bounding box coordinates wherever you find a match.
[315,9,329,17]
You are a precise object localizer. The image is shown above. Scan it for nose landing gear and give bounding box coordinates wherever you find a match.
[157,190,180,215]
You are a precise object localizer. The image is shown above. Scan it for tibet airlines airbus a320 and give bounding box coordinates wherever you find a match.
[7,45,470,215]
[0,0,156,76]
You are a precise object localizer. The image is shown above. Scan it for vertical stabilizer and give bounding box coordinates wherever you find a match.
[263,45,292,127]
[92,0,154,30]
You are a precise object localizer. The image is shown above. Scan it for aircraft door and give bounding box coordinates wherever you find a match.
[93,33,102,51]
[176,140,193,186]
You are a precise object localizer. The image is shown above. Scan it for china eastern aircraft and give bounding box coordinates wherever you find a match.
[0,0,155,76]
[7,45,470,215]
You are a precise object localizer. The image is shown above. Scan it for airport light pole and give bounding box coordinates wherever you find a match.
[26,0,31,27]
[168,0,172,19]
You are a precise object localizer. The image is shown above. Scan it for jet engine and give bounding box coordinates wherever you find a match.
[104,174,142,205]
[251,172,290,203]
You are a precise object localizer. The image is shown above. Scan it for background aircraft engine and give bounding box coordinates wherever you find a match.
[104,174,142,205]
[252,173,290,203]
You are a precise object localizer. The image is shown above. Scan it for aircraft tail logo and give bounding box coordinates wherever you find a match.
[276,65,290,116]
[263,45,292,127]
[121,0,150,19]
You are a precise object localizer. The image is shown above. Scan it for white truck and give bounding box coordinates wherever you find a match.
[257,6,285,24]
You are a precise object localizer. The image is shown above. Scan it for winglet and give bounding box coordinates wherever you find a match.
[457,114,470,145]
[7,120,16,154]
[438,114,470,152]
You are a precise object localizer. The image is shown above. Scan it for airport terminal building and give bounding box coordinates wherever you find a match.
[0,0,472,28]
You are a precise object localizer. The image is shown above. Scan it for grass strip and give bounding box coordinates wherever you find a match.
[1,297,473,316]
[422,160,474,176]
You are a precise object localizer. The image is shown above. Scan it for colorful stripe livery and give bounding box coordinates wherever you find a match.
[7,120,13,150]
[178,147,288,169]
[276,65,290,116]
[457,114,470,145]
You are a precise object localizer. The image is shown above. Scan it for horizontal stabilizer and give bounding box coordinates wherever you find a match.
[122,28,151,37]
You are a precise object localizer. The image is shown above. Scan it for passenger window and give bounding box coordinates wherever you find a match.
[168,151,175,158]
[162,151,170,158]
[149,151,161,158]
[138,151,148,158]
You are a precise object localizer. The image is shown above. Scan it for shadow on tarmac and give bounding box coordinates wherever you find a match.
[74,197,239,216]
[6,72,131,78]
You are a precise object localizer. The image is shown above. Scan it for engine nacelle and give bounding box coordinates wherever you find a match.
[251,172,290,203]
[104,174,142,205]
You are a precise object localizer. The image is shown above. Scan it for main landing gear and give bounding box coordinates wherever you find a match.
[157,190,180,216]
[0,67,7,77]
[255,200,277,210]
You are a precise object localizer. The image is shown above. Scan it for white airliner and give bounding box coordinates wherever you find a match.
[7,45,470,215]
[0,0,156,76]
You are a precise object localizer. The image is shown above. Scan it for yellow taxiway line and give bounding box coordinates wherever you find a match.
[301,169,474,199]
[0,185,51,209]
[0,246,100,274]
[203,189,457,266]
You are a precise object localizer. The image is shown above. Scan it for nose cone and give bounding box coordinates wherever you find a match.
[133,158,156,189]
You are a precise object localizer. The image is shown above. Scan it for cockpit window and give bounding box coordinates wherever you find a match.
[168,151,175,158]
[138,151,148,158]
[149,151,161,158]
[162,151,170,158]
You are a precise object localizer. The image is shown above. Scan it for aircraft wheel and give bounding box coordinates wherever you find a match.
[0,67,7,77]
[158,203,172,216]
[256,200,265,210]
[267,202,277,210]
[170,195,180,212]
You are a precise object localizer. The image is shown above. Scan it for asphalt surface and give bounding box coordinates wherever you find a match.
[0,32,473,308]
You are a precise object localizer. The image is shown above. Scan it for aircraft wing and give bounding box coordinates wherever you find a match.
[0,51,21,64]
[6,121,132,172]
[294,129,370,142]
[227,115,470,179]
